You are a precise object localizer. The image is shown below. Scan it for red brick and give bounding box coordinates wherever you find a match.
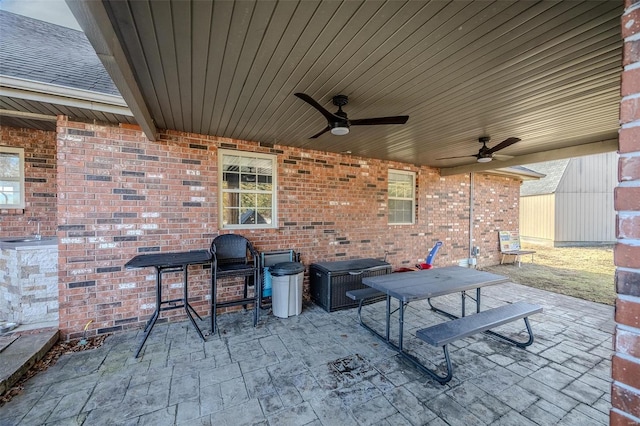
[620,156,640,181]
[616,298,640,329]
[622,68,640,97]
[612,383,640,419]
[619,126,640,153]
[610,408,640,426]
[613,355,640,392]
[616,328,640,358]
[620,97,640,123]
[622,8,640,39]
[615,244,640,269]
[617,270,640,298]
[624,39,640,66]
[615,187,640,211]
[618,214,640,238]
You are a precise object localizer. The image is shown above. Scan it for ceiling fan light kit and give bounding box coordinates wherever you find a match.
[295,93,408,139]
[330,125,349,135]
[477,157,492,163]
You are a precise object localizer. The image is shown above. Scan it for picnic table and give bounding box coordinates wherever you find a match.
[361,266,509,349]
[359,266,541,383]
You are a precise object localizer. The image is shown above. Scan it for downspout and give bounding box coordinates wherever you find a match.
[469,172,475,268]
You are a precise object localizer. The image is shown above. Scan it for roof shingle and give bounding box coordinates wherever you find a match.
[0,10,119,95]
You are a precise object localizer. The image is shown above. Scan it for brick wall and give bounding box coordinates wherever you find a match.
[53,117,521,339]
[612,3,640,424]
[0,126,57,236]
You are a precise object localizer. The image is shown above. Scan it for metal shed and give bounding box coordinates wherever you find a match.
[519,152,618,246]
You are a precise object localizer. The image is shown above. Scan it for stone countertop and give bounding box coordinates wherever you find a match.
[0,237,58,250]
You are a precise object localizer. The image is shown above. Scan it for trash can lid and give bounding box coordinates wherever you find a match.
[269,261,304,276]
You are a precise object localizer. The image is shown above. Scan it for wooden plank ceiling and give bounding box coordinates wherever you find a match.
[71,0,622,173]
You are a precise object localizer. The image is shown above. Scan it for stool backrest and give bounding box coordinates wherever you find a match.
[211,234,254,266]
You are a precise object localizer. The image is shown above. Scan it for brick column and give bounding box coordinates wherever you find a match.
[612,3,640,424]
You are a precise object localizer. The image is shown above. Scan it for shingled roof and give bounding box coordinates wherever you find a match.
[520,159,571,197]
[0,10,118,95]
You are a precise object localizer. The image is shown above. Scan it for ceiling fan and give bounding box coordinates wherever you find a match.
[437,136,521,163]
[294,93,409,139]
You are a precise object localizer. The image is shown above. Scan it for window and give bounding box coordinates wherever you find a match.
[388,170,415,224]
[219,150,277,229]
[0,147,25,209]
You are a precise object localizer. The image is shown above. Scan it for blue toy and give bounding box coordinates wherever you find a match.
[418,241,442,269]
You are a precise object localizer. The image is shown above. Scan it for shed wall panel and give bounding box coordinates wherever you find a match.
[556,151,618,194]
[520,194,555,244]
[555,192,615,244]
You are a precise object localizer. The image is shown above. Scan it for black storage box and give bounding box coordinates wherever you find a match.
[309,258,392,312]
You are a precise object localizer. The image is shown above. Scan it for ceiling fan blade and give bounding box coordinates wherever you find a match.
[350,116,409,126]
[486,137,520,154]
[493,154,514,161]
[436,154,477,160]
[309,126,331,139]
[294,93,341,122]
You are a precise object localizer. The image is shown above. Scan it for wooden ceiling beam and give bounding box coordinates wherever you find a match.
[439,138,619,176]
[66,0,157,141]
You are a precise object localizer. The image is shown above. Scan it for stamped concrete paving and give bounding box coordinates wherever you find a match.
[0,282,613,425]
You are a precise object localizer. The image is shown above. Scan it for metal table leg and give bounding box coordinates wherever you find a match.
[135,266,163,358]
[211,270,217,334]
[385,295,391,341]
[183,265,205,341]
[398,300,405,351]
[136,264,206,358]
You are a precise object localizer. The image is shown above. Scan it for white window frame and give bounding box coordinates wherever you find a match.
[218,149,277,229]
[388,169,415,225]
[0,146,25,209]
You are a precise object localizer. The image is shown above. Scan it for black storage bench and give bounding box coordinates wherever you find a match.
[309,258,391,312]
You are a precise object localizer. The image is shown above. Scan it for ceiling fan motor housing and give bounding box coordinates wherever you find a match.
[332,94,349,107]
[294,92,409,138]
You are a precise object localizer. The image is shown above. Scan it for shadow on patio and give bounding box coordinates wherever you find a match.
[1,282,612,425]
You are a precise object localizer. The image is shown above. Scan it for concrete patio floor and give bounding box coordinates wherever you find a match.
[0,282,613,425]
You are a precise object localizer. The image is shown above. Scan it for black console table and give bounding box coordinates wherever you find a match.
[125,250,212,357]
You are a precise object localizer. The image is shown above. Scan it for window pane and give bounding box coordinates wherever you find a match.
[0,181,21,205]
[223,207,240,225]
[256,193,271,208]
[257,174,272,191]
[0,153,20,178]
[240,173,257,190]
[239,208,270,224]
[223,172,239,189]
[223,192,237,208]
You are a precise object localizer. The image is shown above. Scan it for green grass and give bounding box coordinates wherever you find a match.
[481,245,616,305]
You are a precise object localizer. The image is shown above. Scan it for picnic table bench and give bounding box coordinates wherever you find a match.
[416,301,543,383]
[346,287,385,325]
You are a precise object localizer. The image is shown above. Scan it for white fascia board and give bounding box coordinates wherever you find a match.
[0,75,133,116]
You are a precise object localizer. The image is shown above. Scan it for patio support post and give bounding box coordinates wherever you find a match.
[612,2,640,424]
